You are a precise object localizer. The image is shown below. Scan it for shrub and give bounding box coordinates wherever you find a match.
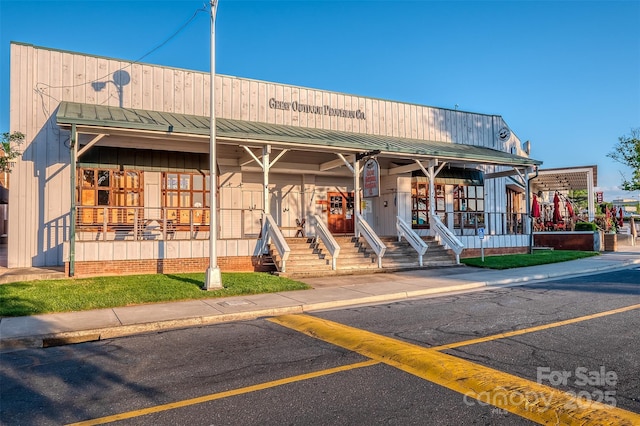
[575,222,598,231]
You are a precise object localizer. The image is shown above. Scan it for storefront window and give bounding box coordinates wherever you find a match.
[453,184,484,228]
[78,168,143,207]
[162,172,210,225]
[506,188,523,234]
[411,179,445,229]
[411,181,429,228]
[77,168,143,224]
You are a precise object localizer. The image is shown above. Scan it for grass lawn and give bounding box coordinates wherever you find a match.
[461,250,600,269]
[0,272,310,317]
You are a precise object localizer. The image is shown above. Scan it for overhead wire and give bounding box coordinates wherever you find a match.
[36,4,208,92]
[32,3,210,142]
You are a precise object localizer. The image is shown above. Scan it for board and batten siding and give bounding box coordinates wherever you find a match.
[9,43,521,267]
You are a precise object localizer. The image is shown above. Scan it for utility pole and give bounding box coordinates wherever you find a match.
[205,0,222,289]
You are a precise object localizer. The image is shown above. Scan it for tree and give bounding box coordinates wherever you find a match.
[607,128,640,191]
[567,189,588,212]
[0,131,24,173]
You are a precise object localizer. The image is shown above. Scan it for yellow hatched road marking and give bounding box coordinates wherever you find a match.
[432,303,640,350]
[66,359,379,426]
[269,313,640,425]
[68,303,640,425]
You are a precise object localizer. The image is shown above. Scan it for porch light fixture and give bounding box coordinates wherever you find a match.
[355,149,381,161]
[205,0,222,289]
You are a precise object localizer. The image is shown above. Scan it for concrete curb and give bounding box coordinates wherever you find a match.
[1,306,305,352]
[1,259,638,353]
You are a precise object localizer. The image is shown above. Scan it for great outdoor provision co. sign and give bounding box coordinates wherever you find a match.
[269,98,366,120]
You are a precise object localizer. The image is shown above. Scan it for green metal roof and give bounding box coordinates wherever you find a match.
[57,101,541,167]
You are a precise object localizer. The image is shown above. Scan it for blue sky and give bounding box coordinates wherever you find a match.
[1,0,639,201]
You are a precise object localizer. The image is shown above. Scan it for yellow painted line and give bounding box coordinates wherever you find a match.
[67,359,379,426]
[432,303,640,350]
[269,314,640,425]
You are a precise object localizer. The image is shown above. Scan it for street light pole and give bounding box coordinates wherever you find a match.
[205,0,222,289]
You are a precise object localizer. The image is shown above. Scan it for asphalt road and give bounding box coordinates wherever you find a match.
[1,267,639,425]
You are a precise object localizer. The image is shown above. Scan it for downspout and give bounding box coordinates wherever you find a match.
[527,166,539,254]
[69,124,77,277]
[353,157,361,238]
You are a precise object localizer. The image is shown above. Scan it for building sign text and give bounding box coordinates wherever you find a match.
[269,98,366,120]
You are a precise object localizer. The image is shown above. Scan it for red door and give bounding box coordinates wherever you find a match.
[327,192,354,234]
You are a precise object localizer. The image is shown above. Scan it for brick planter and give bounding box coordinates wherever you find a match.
[533,231,599,251]
[603,233,618,252]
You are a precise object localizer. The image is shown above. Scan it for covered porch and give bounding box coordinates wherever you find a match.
[57,102,542,276]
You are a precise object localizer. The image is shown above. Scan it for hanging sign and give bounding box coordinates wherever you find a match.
[363,158,380,198]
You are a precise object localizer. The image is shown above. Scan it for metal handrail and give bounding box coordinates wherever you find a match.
[260,214,291,272]
[313,214,340,270]
[430,213,464,264]
[356,212,386,268]
[396,216,428,267]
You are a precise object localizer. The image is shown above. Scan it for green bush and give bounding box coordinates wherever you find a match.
[575,222,598,231]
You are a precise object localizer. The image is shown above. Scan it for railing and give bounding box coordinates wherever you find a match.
[447,212,526,236]
[430,213,464,264]
[313,214,340,270]
[259,213,290,272]
[396,216,428,267]
[76,206,178,241]
[414,212,530,236]
[74,206,262,241]
[356,212,386,268]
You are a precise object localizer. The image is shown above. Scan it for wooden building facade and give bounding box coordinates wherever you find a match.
[9,43,541,275]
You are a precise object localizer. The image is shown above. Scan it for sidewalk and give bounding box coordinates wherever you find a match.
[1,247,639,352]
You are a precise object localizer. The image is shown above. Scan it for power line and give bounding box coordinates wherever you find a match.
[35,4,209,92]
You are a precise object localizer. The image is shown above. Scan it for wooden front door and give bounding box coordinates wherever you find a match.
[328,192,354,234]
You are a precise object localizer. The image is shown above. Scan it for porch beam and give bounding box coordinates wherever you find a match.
[388,162,421,175]
[269,149,289,167]
[415,159,445,180]
[238,148,262,166]
[239,164,352,177]
[512,168,525,186]
[241,145,264,169]
[76,133,107,158]
[320,155,354,171]
[484,168,526,180]
[337,154,355,174]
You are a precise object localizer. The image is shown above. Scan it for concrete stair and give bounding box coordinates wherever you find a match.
[378,236,457,270]
[271,235,458,279]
